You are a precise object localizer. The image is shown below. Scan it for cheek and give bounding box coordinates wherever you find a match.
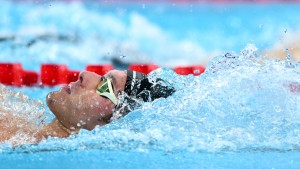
[83,97,114,118]
[97,100,115,118]
[72,95,100,115]
[82,98,102,113]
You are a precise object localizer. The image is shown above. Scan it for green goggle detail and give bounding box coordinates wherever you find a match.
[96,77,118,105]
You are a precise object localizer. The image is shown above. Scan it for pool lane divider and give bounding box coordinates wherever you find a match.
[128,64,160,74]
[41,64,116,86]
[86,64,114,76]
[173,65,205,76]
[41,64,76,86]
[0,63,208,87]
[0,63,299,94]
[0,63,38,87]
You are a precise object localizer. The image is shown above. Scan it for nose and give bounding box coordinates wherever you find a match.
[78,71,102,89]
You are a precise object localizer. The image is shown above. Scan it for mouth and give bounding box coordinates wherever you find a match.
[62,85,71,94]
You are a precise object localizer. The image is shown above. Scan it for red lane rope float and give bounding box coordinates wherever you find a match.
[128,64,160,74]
[67,70,80,83]
[288,82,300,94]
[173,65,205,76]
[0,63,39,87]
[40,64,114,86]
[0,63,23,87]
[41,64,82,86]
[23,70,39,86]
[41,64,69,86]
[86,64,114,76]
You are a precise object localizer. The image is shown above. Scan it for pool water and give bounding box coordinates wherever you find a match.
[0,1,300,169]
[1,150,299,169]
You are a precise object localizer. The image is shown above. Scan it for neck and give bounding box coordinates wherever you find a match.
[34,118,76,142]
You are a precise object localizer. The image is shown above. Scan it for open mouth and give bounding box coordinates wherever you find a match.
[62,85,71,94]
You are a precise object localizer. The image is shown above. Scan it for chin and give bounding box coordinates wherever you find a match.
[46,92,53,106]
[46,91,58,106]
[46,92,60,116]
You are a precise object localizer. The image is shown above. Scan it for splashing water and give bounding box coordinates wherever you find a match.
[1,44,299,153]
[0,85,46,146]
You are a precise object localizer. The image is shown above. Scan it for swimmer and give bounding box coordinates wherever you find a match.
[0,70,175,144]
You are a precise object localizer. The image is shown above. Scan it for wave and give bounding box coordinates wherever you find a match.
[1,44,299,153]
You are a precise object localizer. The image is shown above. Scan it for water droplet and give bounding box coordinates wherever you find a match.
[194,69,200,74]
[80,120,86,125]
[286,53,292,61]
[274,106,281,112]
[225,53,234,58]
[119,55,126,59]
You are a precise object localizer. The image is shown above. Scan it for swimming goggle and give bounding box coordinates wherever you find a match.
[96,77,118,105]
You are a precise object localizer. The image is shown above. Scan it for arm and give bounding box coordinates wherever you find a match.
[0,109,72,144]
[0,108,37,143]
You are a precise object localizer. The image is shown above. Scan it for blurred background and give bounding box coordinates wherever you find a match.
[1,0,300,71]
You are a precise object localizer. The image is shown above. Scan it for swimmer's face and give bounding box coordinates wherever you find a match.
[46,70,127,131]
